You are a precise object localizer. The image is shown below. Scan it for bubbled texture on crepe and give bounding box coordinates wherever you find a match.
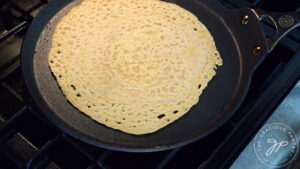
[48,0,223,135]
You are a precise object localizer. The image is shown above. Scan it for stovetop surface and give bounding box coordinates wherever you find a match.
[0,0,299,169]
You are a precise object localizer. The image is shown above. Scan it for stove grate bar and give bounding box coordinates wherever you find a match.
[96,150,113,169]
[0,0,49,43]
[87,163,104,169]
[0,145,23,169]
[26,135,61,168]
[156,148,182,169]
[0,106,27,143]
[9,2,34,21]
[0,21,27,43]
[27,1,47,15]
[62,133,97,161]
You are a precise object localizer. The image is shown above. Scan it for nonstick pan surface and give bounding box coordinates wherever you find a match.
[22,0,269,152]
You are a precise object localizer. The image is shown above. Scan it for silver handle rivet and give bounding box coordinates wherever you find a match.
[253,46,262,55]
[242,15,249,25]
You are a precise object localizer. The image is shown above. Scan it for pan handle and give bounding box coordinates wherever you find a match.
[250,9,300,52]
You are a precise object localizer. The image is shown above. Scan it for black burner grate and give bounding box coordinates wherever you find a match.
[0,0,49,43]
[0,0,299,168]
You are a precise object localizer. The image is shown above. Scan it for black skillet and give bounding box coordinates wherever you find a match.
[21,0,300,152]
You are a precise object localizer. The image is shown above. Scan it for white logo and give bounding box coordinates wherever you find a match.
[254,123,298,168]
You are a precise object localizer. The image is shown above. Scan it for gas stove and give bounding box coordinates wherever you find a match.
[0,0,299,169]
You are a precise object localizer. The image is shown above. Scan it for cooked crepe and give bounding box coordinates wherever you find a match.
[48,0,223,135]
